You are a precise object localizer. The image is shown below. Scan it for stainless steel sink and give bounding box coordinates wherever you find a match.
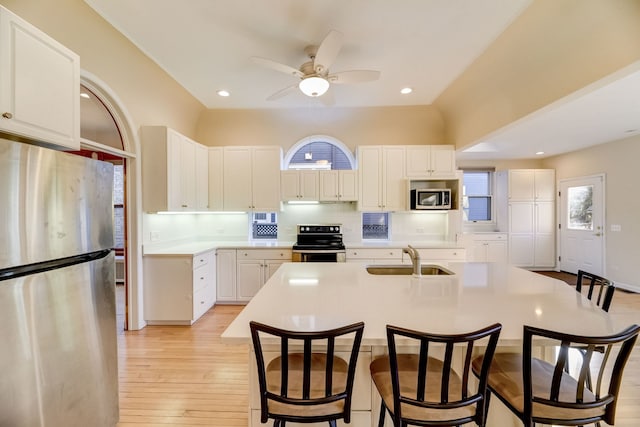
[366,264,454,276]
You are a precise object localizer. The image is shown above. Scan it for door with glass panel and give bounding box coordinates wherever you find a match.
[559,175,604,275]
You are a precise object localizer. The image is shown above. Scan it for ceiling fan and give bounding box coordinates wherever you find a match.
[252,30,380,102]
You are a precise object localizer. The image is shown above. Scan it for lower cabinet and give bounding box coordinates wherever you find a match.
[143,250,216,325]
[469,233,508,262]
[345,248,403,265]
[217,248,292,304]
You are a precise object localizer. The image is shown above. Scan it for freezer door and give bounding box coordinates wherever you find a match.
[0,138,114,269]
[0,253,118,426]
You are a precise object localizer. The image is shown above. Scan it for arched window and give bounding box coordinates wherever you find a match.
[284,135,355,170]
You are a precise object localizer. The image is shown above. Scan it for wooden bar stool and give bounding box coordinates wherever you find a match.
[250,320,364,426]
[472,324,640,427]
[370,323,502,426]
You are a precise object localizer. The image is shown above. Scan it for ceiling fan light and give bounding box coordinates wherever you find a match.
[299,76,330,97]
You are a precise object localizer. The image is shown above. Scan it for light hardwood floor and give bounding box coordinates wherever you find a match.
[115,287,640,426]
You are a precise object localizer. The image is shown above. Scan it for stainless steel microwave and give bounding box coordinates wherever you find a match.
[410,189,451,210]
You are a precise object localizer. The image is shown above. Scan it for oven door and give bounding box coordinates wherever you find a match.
[292,250,346,262]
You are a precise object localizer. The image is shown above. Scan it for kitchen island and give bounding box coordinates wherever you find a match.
[222,262,624,426]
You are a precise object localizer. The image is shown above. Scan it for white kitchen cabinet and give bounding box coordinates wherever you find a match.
[141,126,209,212]
[0,6,80,150]
[506,169,555,201]
[414,248,467,262]
[405,145,456,178]
[216,249,237,302]
[195,143,209,210]
[345,248,403,265]
[497,169,556,269]
[208,147,224,211]
[281,170,319,201]
[143,250,216,325]
[469,233,508,262]
[223,146,282,211]
[358,146,406,211]
[236,249,292,302]
[319,170,358,202]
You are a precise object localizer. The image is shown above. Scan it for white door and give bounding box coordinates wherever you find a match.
[559,176,605,275]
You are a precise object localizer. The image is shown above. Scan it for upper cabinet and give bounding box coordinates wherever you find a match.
[223,146,281,211]
[281,170,319,202]
[141,126,209,212]
[0,6,80,150]
[358,146,406,211]
[405,145,456,178]
[507,169,555,201]
[208,147,224,211]
[319,170,358,202]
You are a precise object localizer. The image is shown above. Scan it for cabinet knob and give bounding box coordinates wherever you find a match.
[2,112,12,119]
[181,204,188,208]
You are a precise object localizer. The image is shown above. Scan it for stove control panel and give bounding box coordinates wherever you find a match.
[297,224,341,234]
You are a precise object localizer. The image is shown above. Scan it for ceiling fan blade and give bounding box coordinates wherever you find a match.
[252,57,303,78]
[266,84,299,101]
[313,30,343,74]
[328,70,381,84]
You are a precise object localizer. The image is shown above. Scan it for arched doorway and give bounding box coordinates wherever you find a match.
[77,72,143,331]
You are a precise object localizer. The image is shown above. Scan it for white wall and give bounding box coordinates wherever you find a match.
[143,204,453,248]
[542,135,640,290]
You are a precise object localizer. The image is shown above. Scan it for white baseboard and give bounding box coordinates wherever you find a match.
[614,281,640,294]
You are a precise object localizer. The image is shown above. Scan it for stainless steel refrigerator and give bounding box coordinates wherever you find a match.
[0,138,119,426]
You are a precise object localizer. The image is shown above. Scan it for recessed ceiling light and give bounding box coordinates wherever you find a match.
[536,151,545,155]
[400,87,413,94]
[80,93,90,99]
[625,129,637,133]
[217,90,230,97]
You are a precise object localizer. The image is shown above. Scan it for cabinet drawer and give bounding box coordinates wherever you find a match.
[346,248,402,259]
[238,249,292,260]
[192,263,210,292]
[193,287,209,320]
[472,233,507,241]
[417,249,466,260]
[193,253,210,268]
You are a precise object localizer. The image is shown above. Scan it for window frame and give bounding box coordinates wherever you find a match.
[462,169,496,225]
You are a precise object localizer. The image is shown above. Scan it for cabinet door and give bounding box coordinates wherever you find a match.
[208,148,224,211]
[471,241,489,262]
[534,234,556,267]
[534,170,555,201]
[508,170,535,200]
[223,147,252,210]
[299,170,319,200]
[509,235,535,266]
[339,170,358,201]
[319,170,339,201]
[486,241,508,262]
[166,130,184,211]
[0,7,80,150]
[382,147,406,211]
[358,147,382,210]
[281,170,301,201]
[265,260,284,282]
[509,202,535,234]
[429,146,456,176]
[535,201,555,234]
[216,249,237,301]
[405,146,430,177]
[251,147,281,211]
[194,143,209,210]
[180,138,197,210]
[237,260,263,302]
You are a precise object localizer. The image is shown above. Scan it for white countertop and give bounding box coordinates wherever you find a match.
[143,240,464,255]
[222,262,626,346]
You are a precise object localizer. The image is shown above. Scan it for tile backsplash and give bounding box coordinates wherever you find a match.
[143,203,457,246]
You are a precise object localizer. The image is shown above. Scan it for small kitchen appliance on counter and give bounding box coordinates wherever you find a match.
[292,224,346,262]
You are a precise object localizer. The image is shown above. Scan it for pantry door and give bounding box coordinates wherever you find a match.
[559,175,605,275]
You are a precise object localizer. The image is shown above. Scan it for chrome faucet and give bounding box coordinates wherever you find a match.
[403,245,421,277]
